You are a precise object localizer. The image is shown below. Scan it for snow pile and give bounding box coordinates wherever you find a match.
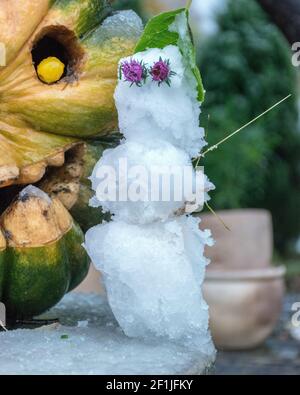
[90,139,205,224]
[85,216,213,349]
[85,39,215,355]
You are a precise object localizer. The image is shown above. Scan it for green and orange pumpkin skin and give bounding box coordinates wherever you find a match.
[0,193,90,320]
[0,0,142,320]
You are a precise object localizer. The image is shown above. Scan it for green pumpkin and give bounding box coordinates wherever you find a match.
[0,189,89,320]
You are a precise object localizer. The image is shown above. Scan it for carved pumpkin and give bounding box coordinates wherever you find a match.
[0,0,142,320]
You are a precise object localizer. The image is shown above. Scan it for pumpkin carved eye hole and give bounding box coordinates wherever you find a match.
[31,26,84,85]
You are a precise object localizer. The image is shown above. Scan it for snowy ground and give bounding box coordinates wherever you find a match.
[2,293,297,375]
[0,293,215,375]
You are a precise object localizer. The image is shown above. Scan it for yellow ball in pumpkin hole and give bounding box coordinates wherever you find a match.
[37,56,65,84]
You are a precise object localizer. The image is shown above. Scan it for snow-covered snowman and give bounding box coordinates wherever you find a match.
[85,7,215,357]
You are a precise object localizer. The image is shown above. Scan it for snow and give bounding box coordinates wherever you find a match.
[19,185,51,205]
[90,140,199,224]
[77,320,89,328]
[0,293,214,375]
[85,216,214,352]
[85,18,215,365]
[87,10,143,45]
[115,45,207,158]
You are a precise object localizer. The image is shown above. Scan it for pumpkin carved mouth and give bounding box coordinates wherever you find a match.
[0,0,143,320]
[0,143,84,216]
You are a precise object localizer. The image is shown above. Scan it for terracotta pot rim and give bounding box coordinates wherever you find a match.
[205,266,286,282]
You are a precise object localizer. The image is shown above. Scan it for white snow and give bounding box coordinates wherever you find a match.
[85,216,214,351]
[90,139,198,224]
[77,320,89,328]
[85,18,215,363]
[115,45,207,158]
[87,10,143,44]
[19,185,51,205]
[0,294,214,375]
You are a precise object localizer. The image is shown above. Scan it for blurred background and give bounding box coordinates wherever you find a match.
[107,0,300,374]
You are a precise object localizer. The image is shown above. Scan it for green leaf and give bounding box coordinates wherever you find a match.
[135,8,184,53]
[134,8,205,102]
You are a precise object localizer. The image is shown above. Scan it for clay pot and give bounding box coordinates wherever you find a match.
[203,266,285,349]
[200,209,273,271]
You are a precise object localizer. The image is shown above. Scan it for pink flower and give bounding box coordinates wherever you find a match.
[150,58,176,86]
[120,59,147,87]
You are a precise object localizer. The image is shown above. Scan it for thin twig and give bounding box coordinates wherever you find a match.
[194,94,292,167]
[205,202,231,231]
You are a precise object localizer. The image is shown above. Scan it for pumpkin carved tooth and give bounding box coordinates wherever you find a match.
[46,151,65,168]
[18,162,47,186]
[39,143,85,211]
[0,166,20,187]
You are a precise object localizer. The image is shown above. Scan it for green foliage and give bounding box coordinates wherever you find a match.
[199,0,300,253]
[135,9,184,52]
[135,8,205,101]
